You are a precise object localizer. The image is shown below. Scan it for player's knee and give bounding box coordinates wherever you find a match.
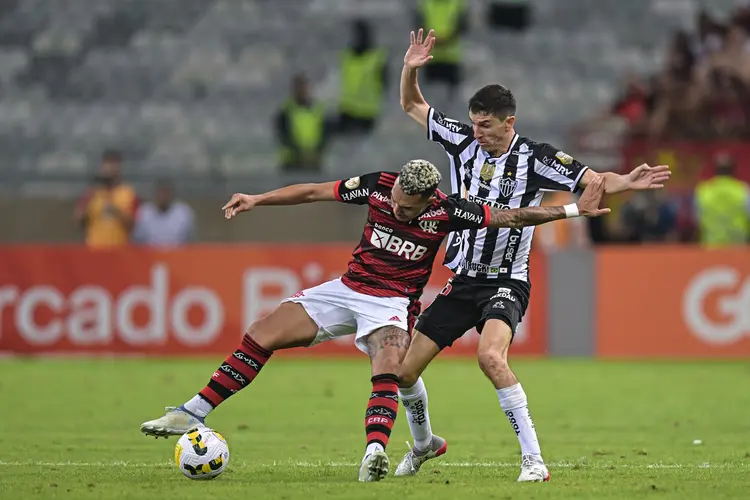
[477,347,510,379]
[398,369,419,389]
[371,351,403,378]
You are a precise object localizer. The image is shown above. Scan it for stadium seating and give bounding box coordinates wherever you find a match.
[0,0,740,191]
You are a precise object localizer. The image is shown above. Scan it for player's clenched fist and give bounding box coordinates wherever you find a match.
[222,193,257,219]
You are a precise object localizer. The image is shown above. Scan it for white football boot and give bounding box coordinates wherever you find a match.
[358,450,390,482]
[140,406,204,438]
[394,436,448,476]
[517,454,550,482]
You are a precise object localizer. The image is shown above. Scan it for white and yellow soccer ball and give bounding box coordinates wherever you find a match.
[174,427,230,480]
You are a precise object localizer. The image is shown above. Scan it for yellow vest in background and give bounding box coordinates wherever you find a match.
[280,100,325,164]
[85,184,138,247]
[695,176,750,247]
[339,49,387,119]
[420,0,464,63]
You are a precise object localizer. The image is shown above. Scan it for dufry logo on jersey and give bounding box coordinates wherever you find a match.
[370,223,428,261]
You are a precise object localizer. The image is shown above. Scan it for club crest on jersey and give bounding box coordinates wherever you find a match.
[555,151,574,165]
[498,177,518,198]
[419,220,439,234]
[344,176,360,189]
[480,161,495,182]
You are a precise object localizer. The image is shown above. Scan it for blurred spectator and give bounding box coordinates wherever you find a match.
[336,19,387,135]
[416,0,467,99]
[617,191,678,243]
[537,191,591,251]
[74,150,139,248]
[611,74,649,127]
[693,153,750,247]
[618,7,750,140]
[132,179,195,247]
[693,10,726,62]
[275,74,329,172]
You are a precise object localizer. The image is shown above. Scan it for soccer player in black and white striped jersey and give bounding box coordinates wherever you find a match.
[393,28,672,482]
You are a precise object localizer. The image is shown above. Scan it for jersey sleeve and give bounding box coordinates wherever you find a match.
[427,108,473,155]
[444,194,491,230]
[527,142,589,193]
[333,172,384,205]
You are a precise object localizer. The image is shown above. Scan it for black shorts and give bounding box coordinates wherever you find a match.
[415,275,530,350]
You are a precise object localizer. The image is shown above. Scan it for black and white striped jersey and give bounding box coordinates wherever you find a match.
[427,107,589,282]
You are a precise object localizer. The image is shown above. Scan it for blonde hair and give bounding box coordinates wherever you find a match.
[398,159,442,196]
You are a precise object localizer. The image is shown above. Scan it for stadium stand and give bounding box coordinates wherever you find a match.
[0,0,741,194]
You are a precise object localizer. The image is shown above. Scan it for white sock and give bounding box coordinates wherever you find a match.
[398,377,434,451]
[496,383,542,457]
[364,442,384,458]
[182,395,214,419]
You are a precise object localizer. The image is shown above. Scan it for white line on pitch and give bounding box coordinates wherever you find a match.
[0,460,742,469]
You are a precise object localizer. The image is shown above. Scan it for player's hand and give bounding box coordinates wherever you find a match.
[576,176,611,217]
[626,163,671,190]
[222,193,257,219]
[404,28,435,69]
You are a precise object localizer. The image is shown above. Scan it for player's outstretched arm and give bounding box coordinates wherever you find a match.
[400,28,435,129]
[488,176,611,229]
[579,163,671,195]
[222,182,337,219]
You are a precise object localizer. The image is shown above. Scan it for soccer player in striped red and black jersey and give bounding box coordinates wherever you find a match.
[140,159,610,482]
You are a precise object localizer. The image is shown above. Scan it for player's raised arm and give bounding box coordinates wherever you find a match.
[489,176,610,229]
[221,182,338,219]
[222,173,381,219]
[448,176,610,230]
[400,28,435,129]
[578,163,672,195]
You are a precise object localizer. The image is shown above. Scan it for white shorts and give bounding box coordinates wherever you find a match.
[281,278,411,355]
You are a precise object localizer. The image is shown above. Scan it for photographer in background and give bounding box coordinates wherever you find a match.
[74,150,139,248]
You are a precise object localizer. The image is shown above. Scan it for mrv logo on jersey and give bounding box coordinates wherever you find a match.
[541,156,573,177]
[370,223,427,261]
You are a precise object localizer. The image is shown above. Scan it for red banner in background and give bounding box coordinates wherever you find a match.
[622,140,750,192]
[0,246,548,357]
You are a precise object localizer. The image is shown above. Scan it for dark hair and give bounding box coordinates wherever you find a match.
[468,84,516,119]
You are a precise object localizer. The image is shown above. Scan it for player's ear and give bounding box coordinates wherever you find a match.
[505,115,516,130]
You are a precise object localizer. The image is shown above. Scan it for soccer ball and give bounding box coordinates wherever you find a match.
[174,427,230,480]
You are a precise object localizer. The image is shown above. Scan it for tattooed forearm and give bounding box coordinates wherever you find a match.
[488,206,567,229]
[366,326,410,359]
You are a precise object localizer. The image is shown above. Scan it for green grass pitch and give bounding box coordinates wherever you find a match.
[2,357,749,499]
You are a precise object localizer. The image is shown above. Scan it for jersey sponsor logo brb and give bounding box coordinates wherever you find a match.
[369,223,427,261]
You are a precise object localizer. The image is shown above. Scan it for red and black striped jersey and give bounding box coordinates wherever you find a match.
[333,171,491,301]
